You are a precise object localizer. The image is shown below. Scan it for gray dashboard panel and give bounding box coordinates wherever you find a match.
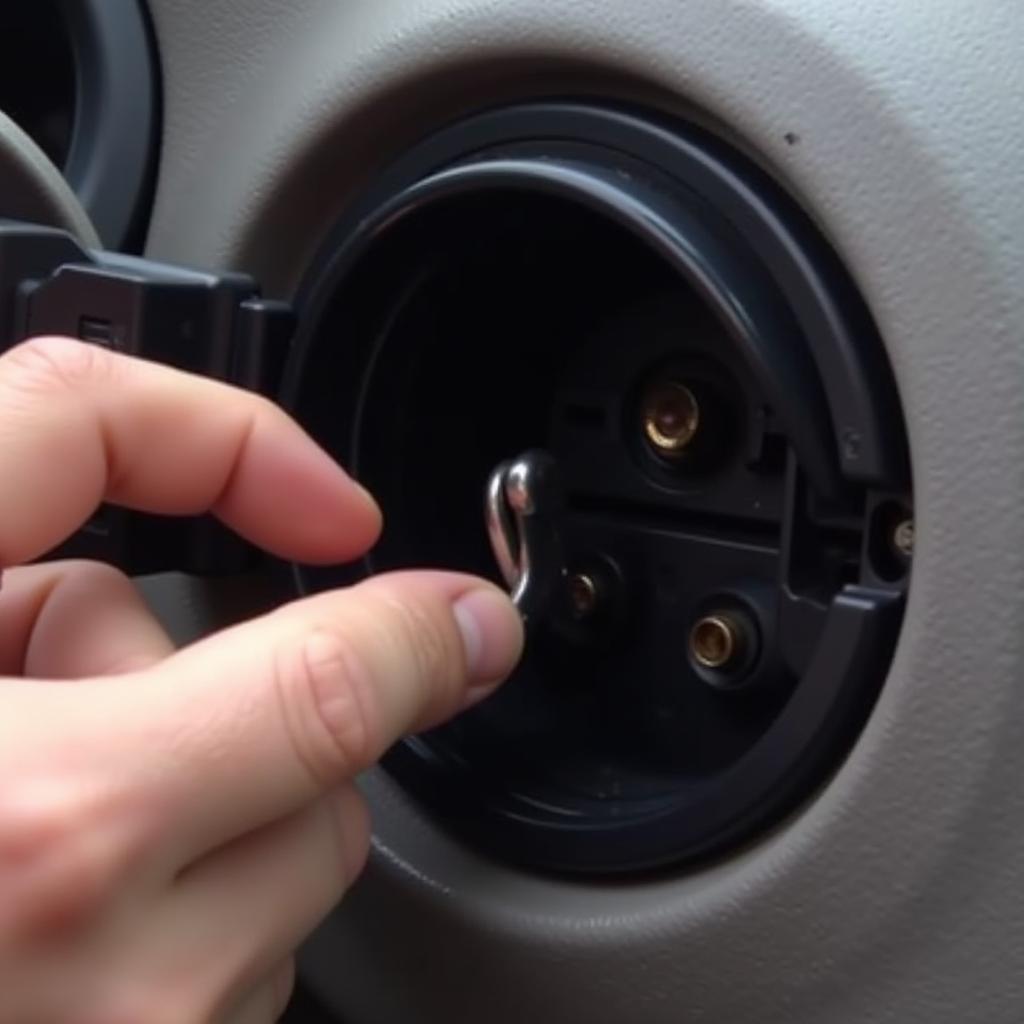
[142,1,1024,1021]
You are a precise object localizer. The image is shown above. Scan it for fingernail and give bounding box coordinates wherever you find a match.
[353,478,375,503]
[352,478,381,514]
[452,587,524,691]
[351,479,384,541]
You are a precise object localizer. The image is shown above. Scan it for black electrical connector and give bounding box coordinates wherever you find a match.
[0,219,294,576]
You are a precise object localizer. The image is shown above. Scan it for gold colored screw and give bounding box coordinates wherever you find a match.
[642,380,700,457]
[690,614,742,670]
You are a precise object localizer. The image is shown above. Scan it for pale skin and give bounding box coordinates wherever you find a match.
[0,336,524,1023]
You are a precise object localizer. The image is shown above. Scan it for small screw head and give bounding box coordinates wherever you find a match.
[642,380,700,457]
[892,518,914,559]
[566,572,599,620]
[690,614,742,670]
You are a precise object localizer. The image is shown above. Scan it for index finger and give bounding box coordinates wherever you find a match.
[0,336,380,566]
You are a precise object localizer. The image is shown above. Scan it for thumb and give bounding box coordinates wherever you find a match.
[0,571,523,874]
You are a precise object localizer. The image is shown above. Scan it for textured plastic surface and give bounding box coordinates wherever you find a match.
[142,0,1024,1021]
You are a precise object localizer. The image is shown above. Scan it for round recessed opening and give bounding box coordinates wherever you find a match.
[345,183,773,803]
[641,380,701,458]
[691,615,737,668]
[285,102,911,875]
[0,4,76,169]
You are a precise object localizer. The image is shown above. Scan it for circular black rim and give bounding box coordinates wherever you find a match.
[59,0,160,250]
[282,101,910,875]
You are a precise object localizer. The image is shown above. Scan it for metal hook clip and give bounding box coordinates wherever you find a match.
[485,449,567,624]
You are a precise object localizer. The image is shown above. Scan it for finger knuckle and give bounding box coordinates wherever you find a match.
[0,781,132,943]
[273,629,379,786]
[0,335,118,394]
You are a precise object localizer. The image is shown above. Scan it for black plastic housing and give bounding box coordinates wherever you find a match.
[291,102,913,874]
[0,221,292,575]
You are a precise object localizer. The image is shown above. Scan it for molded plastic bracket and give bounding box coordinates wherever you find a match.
[0,219,293,575]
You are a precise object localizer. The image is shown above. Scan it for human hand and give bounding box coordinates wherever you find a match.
[0,337,524,1023]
